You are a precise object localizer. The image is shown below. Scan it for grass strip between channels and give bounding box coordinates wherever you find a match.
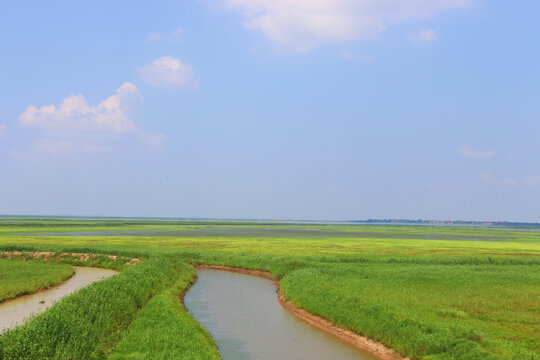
[0,257,184,359]
[109,263,221,360]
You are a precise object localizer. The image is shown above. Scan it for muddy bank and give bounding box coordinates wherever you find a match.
[195,265,278,281]
[193,265,408,360]
[0,251,141,266]
[0,271,76,305]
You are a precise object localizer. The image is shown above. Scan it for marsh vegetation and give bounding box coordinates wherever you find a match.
[0,260,74,303]
[0,218,538,359]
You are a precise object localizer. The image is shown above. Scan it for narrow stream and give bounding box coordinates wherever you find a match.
[184,269,376,360]
[0,267,118,333]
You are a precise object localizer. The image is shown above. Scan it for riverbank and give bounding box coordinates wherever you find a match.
[0,251,141,267]
[194,265,408,360]
[0,272,74,304]
[0,267,118,333]
[0,259,75,303]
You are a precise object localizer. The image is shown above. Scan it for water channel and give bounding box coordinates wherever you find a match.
[0,266,118,333]
[184,269,376,360]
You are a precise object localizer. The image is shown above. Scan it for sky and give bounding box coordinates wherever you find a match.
[1,1,539,222]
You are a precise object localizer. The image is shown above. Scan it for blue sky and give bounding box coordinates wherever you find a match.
[1,1,539,221]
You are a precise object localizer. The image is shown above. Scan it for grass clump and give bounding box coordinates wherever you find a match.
[0,259,74,302]
[110,263,220,360]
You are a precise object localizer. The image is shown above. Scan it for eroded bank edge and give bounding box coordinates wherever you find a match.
[0,251,141,266]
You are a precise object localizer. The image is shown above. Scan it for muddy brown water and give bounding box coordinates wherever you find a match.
[0,267,118,333]
[184,269,376,360]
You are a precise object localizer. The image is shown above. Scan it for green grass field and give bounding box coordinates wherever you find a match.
[0,259,74,302]
[0,218,538,359]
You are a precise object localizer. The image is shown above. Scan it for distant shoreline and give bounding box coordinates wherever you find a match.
[0,215,539,228]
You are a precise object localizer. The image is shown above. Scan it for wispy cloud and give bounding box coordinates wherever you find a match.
[406,28,438,43]
[524,175,540,186]
[145,32,161,42]
[145,28,184,43]
[19,83,142,133]
[140,132,167,148]
[340,50,372,62]
[215,0,469,52]
[0,124,7,138]
[459,145,496,160]
[139,56,199,90]
[479,171,516,186]
[15,139,109,159]
[31,139,75,155]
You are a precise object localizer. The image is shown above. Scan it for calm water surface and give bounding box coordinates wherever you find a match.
[21,227,510,241]
[184,269,375,360]
[0,267,118,333]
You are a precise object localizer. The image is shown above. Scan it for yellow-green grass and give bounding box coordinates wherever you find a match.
[0,259,74,302]
[278,262,539,359]
[0,220,539,359]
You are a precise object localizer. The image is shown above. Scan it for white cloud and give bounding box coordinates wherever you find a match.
[524,175,540,186]
[139,56,198,89]
[17,84,168,155]
[459,145,496,160]
[407,28,438,43]
[479,171,516,186]
[216,0,470,52]
[0,124,7,138]
[19,83,141,133]
[31,139,75,155]
[140,132,167,148]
